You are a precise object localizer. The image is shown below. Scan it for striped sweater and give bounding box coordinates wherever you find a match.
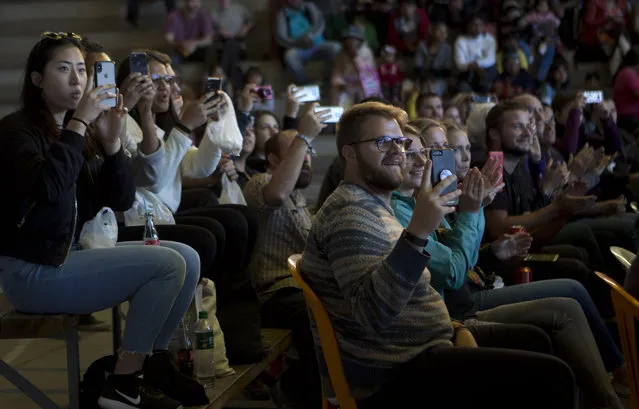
[301,183,454,398]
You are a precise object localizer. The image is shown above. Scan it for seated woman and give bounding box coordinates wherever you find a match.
[0,33,202,409]
[390,120,628,408]
[331,25,382,107]
[117,51,264,364]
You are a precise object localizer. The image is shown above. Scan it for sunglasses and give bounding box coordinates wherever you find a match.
[150,74,179,86]
[349,136,412,152]
[41,31,82,41]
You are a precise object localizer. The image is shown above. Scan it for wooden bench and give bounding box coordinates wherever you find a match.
[191,328,293,409]
[0,294,81,409]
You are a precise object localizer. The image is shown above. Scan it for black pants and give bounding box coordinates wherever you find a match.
[261,287,321,409]
[358,346,576,409]
[126,0,175,23]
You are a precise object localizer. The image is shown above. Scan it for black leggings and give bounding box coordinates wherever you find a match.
[177,188,259,274]
[358,346,576,409]
[118,223,217,282]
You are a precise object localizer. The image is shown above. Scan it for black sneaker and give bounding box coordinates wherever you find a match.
[143,351,209,406]
[98,372,183,409]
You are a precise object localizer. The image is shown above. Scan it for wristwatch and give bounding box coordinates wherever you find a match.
[401,230,429,248]
[296,133,317,158]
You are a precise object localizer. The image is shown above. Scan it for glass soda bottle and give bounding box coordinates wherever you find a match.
[194,310,216,388]
[174,319,194,378]
[143,210,160,246]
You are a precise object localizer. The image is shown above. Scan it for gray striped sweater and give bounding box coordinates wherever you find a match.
[301,183,454,398]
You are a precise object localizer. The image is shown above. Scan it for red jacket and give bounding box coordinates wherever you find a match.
[387,9,430,53]
[378,62,404,87]
[582,0,626,45]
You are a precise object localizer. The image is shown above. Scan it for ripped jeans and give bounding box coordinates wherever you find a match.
[0,241,200,354]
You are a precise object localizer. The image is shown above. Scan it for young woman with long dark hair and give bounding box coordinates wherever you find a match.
[0,33,202,409]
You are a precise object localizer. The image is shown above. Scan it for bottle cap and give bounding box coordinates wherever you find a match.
[198,311,208,319]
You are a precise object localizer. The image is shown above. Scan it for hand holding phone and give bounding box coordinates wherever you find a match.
[94,61,117,108]
[129,52,148,75]
[583,90,603,104]
[313,106,344,123]
[296,85,321,102]
[204,77,223,103]
[430,149,458,206]
[405,159,461,240]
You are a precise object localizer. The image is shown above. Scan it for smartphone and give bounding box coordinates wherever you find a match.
[488,151,504,187]
[472,94,492,103]
[584,90,603,104]
[524,253,559,262]
[297,85,321,103]
[430,149,458,206]
[129,52,148,75]
[314,106,344,123]
[204,77,223,102]
[257,85,273,101]
[94,61,117,108]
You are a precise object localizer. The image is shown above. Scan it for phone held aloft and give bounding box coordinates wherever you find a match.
[313,106,344,123]
[430,149,458,206]
[129,52,148,75]
[94,61,117,108]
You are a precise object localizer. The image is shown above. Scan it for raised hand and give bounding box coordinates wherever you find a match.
[120,73,154,111]
[542,158,570,197]
[180,92,225,131]
[285,84,306,118]
[491,232,533,261]
[458,168,484,213]
[239,83,259,113]
[406,160,462,240]
[74,82,117,125]
[298,103,330,140]
[480,157,504,206]
[568,144,596,181]
[94,92,129,155]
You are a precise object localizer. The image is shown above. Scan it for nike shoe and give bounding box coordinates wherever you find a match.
[97,372,182,409]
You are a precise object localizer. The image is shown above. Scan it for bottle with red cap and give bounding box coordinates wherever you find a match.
[143,210,160,246]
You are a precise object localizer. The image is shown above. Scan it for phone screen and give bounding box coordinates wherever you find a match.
[297,85,321,103]
[314,106,344,123]
[94,61,117,108]
[430,149,458,206]
[129,52,148,75]
[583,90,603,104]
[205,77,222,94]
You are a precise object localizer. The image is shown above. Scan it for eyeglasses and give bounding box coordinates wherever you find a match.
[406,148,427,161]
[150,74,178,86]
[349,136,412,152]
[41,32,82,41]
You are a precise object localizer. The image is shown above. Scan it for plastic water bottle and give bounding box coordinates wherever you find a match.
[194,310,215,387]
[143,211,160,246]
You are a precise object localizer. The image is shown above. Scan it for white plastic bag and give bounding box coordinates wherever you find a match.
[124,190,175,226]
[204,92,243,156]
[193,278,235,377]
[78,207,118,249]
[219,174,247,205]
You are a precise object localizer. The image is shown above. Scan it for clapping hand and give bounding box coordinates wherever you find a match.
[491,232,533,261]
[458,168,484,213]
[480,157,505,206]
[542,158,570,197]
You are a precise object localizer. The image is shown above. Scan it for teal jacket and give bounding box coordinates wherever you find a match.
[390,191,485,296]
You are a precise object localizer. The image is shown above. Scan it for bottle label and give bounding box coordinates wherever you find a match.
[144,238,160,246]
[196,331,214,349]
[177,349,194,376]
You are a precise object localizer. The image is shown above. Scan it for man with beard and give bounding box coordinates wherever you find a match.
[300,101,577,409]
[243,103,329,409]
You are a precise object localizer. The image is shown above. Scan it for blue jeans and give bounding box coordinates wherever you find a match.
[473,279,624,371]
[533,44,556,83]
[0,241,200,354]
[283,41,342,85]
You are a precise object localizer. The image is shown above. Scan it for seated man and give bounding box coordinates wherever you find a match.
[211,0,253,89]
[454,14,497,92]
[243,104,329,409]
[275,0,342,85]
[300,101,577,409]
[164,0,214,68]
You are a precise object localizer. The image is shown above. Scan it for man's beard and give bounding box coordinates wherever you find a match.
[356,151,404,192]
[295,164,313,189]
[502,144,529,157]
